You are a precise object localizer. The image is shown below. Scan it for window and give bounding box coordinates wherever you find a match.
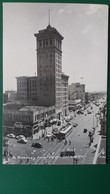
[50,39,52,45]
[43,40,45,47]
[46,40,48,46]
[39,40,42,47]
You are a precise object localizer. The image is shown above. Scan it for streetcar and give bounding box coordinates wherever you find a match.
[58,125,73,140]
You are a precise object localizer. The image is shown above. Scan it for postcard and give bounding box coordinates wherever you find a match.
[3,3,108,165]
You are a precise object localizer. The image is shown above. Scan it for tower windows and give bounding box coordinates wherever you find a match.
[50,39,52,45]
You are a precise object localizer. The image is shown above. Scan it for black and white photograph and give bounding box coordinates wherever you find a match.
[3,3,108,165]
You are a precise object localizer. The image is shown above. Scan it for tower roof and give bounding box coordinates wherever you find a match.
[34,25,64,40]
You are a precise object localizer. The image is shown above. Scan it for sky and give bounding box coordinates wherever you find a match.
[3,3,108,92]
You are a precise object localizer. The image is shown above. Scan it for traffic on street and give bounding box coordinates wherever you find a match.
[3,99,105,165]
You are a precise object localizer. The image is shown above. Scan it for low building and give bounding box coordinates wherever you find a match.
[3,103,55,136]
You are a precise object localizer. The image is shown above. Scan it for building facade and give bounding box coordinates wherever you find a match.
[34,24,64,119]
[61,73,69,116]
[3,103,55,136]
[16,76,38,104]
[5,90,17,102]
[68,99,81,111]
[3,93,8,103]
[69,82,85,105]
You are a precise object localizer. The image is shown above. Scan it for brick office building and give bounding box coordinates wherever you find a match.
[16,76,38,105]
[34,24,69,119]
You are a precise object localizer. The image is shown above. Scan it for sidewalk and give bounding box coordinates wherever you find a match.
[33,130,43,140]
[82,123,101,164]
[94,136,106,164]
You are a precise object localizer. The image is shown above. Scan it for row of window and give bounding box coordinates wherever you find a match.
[39,71,53,76]
[18,92,27,96]
[18,85,27,88]
[39,53,54,58]
[39,59,53,65]
[55,59,61,64]
[56,53,61,60]
[40,82,53,86]
[34,109,55,121]
[29,93,37,96]
[62,88,68,91]
[38,38,62,50]
[28,97,37,100]
[56,63,62,69]
[38,39,53,48]
[39,87,53,91]
[4,114,31,121]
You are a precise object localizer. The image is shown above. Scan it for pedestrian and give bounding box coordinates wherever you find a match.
[88,141,91,147]
[26,158,29,163]
[19,159,22,164]
[9,152,13,158]
[69,140,71,145]
[64,139,67,145]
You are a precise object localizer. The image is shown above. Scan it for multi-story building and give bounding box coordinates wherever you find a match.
[34,24,64,119]
[3,103,55,136]
[69,82,85,106]
[61,73,69,116]
[8,24,69,123]
[16,76,38,104]
[5,90,17,102]
[3,93,8,103]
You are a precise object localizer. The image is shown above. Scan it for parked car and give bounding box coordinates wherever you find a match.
[87,111,92,114]
[7,133,15,138]
[57,120,61,126]
[52,128,59,134]
[17,138,27,144]
[31,142,43,148]
[16,135,26,140]
[73,123,78,127]
[77,110,84,114]
[83,129,87,133]
[60,148,75,157]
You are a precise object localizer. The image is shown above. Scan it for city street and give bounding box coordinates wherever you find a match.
[4,102,102,165]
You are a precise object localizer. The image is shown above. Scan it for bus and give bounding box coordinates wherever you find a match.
[58,125,73,140]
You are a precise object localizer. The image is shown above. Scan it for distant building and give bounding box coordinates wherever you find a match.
[69,83,85,105]
[16,76,38,104]
[61,73,69,116]
[5,90,17,102]
[100,103,107,136]
[69,99,81,111]
[85,92,89,104]
[3,93,8,103]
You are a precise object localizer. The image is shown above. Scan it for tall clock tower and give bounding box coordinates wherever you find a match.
[34,24,64,116]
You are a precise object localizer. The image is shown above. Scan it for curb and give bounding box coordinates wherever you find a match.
[93,136,101,164]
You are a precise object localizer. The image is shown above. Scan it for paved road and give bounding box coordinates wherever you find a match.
[4,103,101,165]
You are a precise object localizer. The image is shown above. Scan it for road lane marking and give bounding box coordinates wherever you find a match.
[34,141,60,164]
[38,142,62,164]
